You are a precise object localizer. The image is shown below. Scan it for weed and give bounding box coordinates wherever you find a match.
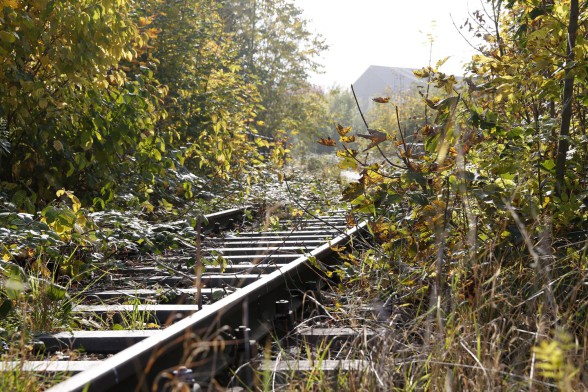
[112,298,159,331]
[1,261,72,334]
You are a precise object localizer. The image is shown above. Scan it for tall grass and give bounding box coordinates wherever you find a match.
[262,219,588,391]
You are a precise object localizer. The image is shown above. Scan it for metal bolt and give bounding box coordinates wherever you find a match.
[275,299,290,316]
[275,300,293,335]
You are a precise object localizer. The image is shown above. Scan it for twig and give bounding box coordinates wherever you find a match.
[351,84,369,129]
[151,256,194,281]
[345,143,405,173]
[350,85,408,172]
[449,12,485,54]
[460,339,490,383]
[376,144,406,171]
[300,291,337,322]
[394,106,412,169]
[505,201,558,322]
[283,177,349,237]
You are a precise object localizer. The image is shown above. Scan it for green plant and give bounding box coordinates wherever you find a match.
[533,330,579,390]
[300,2,588,389]
[0,367,54,392]
[1,261,71,333]
[112,298,159,331]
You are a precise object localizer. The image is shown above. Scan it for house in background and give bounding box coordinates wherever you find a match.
[353,65,423,113]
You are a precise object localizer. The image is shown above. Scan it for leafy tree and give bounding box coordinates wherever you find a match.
[0,0,165,207]
[135,0,263,186]
[323,1,588,387]
[0,0,277,208]
[286,83,331,155]
[465,0,588,231]
[327,86,365,134]
[555,0,580,194]
[220,0,327,139]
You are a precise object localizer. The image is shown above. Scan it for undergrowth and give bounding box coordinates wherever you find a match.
[0,159,344,389]
[279,29,588,388]
[257,219,588,391]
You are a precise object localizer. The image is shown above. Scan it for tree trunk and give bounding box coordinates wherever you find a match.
[555,0,579,196]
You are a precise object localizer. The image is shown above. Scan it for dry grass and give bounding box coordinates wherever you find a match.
[252,225,588,391]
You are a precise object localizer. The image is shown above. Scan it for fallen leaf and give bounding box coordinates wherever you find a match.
[346,213,356,227]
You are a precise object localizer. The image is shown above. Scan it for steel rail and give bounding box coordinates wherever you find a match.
[45,220,367,392]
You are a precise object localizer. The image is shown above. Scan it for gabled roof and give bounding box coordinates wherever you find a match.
[353,65,423,111]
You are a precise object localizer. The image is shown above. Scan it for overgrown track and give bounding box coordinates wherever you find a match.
[16,207,366,391]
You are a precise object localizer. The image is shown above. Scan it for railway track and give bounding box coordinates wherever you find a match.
[5,207,369,391]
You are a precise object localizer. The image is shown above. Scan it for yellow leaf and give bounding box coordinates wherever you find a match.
[336,124,352,136]
[0,0,18,8]
[70,194,81,213]
[53,221,66,235]
[0,31,17,43]
[76,213,87,228]
[53,140,63,152]
[141,201,154,212]
[146,28,160,39]
[338,157,357,170]
[436,57,449,67]
[336,149,358,158]
[413,68,430,78]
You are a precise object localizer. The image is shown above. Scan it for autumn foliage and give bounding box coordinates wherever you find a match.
[0,0,324,209]
[321,1,588,389]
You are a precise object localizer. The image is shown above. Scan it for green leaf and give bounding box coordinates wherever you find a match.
[0,300,13,318]
[409,193,430,206]
[338,157,357,170]
[0,31,17,43]
[499,172,516,181]
[405,172,427,187]
[424,133,440,153]
[44,281,68,301]
[384,192,402,204]
[42,206,60,224]
[4,279,27,300]
[541,159,556,172]
[342,182,364,202]
[1,262,26,282]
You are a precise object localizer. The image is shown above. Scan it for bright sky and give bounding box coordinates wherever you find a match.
[293,0,481,88]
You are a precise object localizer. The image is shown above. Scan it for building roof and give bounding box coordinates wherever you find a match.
[353,65,423,111]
